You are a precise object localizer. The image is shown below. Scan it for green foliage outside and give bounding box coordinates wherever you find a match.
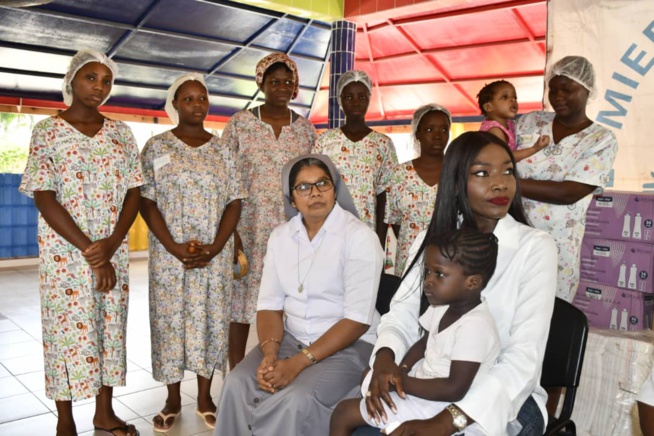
[0,112,46,174]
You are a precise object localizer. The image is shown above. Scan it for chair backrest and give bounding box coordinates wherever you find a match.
[376,273,402,316]
[540,297,589,422]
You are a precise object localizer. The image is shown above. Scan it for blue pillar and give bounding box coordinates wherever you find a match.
[328,20,357,129]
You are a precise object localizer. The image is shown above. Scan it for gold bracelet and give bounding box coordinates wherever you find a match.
[301,348,317,365]
[259,338,280,351]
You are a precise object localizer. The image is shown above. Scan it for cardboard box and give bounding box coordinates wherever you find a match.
[573,281,654,331]
[585,191,654,242]
[580,236,654,293]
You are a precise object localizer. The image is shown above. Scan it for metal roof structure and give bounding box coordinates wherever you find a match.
[0,0,548,124]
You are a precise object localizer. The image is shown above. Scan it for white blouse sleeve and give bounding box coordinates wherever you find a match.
[455,230,558,435]
[256,227,285,311]
[370,232,425,366]
[342,227,384,325]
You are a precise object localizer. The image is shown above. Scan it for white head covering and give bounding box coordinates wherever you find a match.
[546,55,596,99]
[411,103,451,146]
[337,70,372,109]
[281,154,359,220]
[62,49,118,107]
[164,73,208,125]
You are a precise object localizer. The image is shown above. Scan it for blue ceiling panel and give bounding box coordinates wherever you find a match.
[215,47,273,77]
[291,25,331,59]
[36,0,156,25]
[146,0,275,43]
[293,57,324,87]
[114,32,234,70]
[113,63,190,88]
[204,75,258,99]
[0,7,123,53]
[0,47,71,75]
[252,18,305,52]
[0,1,330,120]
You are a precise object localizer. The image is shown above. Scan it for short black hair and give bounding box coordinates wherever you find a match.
[476,80,512,116]
[425,228,499,290]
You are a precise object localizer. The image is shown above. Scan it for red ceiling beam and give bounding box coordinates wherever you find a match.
[365,0,546,32]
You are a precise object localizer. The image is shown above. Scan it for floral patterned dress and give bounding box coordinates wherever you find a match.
[516,111,618,302]
[314,129,397,229]
[385,162,438,275]
[223,110,316,324]
[19,116,143,401]
[141,131,245,382]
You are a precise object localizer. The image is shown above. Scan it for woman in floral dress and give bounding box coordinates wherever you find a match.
[19,50,142,436]
[516,56,618,304]
[140,73,244,432]
[223,53,316,368]
[385,104,451,275]
[314,70,397,244]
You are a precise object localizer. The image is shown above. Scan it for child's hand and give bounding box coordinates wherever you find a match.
[92,263,117,292]
[534,135,550,150]
[83,237,118,268]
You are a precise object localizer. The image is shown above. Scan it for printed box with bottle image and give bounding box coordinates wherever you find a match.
[580,236,654,293]
[584,191,654,242]
[573,281,654,331]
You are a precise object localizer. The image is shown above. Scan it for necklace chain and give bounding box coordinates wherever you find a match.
[297,234,325,293]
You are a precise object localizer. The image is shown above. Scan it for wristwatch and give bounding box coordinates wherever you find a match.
[447,404,468,431]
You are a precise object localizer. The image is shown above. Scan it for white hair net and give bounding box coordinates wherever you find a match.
[337,70,372,109]
[62,49,118,107]
[411,103,452,149]
[165,73,208,125]
[546,55,596,99]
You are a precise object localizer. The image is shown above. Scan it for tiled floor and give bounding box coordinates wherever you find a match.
[0,259,259,436]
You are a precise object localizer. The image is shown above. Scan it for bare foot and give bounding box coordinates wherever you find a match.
[152,404,182,432]
[93,413,139,436]
[196,397,217,428]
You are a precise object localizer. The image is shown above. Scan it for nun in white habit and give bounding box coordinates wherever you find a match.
[215,154,384,435]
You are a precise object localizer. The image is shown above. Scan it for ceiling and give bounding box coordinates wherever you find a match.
[0,0,548,125]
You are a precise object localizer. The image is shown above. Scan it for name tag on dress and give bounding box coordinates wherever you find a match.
[153,154,171,173]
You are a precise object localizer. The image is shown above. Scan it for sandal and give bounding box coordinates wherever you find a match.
[94,423,140,436]
[152,411,180,433]
[196,409,216,429]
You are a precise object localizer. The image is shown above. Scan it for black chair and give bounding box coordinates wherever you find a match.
[375,273,402,316]
[540,297,589,435]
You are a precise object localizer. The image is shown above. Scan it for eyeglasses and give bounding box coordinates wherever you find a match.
[292,179,334,197]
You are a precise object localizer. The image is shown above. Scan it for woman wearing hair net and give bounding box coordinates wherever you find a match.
[385,104,451,275]
[515,56,617,413]
[221,53,316,369]
[19,50,143,435]
[314,70,398,244]
[139,73,245,432]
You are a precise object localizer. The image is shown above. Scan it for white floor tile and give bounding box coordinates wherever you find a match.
[0,319,20,333]
[0,330,35,346]
[1,354,44,375]
[0,363,10,379]
[0,411,57,436]
[16,370,45,392]
[116,386,196,417]
[113,369,163,397]
[0,393,49,424]
[0,376,29,398]
[0,338,42,360]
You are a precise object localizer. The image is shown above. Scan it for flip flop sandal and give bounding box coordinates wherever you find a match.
[152,411,180,433]
[196,409,217,429]
[94,423,140,436]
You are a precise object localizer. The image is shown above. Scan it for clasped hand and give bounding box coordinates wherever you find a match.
[256,355,304,394]
[171,240,220,269]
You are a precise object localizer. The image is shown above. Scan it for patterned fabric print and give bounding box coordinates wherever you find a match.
[480,119,516,150]
[315,129,397,229]
[19,116,143,401]
[385,163,438,276]
[516,111,618,302]
[141,132,245,382]
[223,110,316,324]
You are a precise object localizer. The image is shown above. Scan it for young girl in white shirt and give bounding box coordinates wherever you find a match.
[330,228,500,436]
